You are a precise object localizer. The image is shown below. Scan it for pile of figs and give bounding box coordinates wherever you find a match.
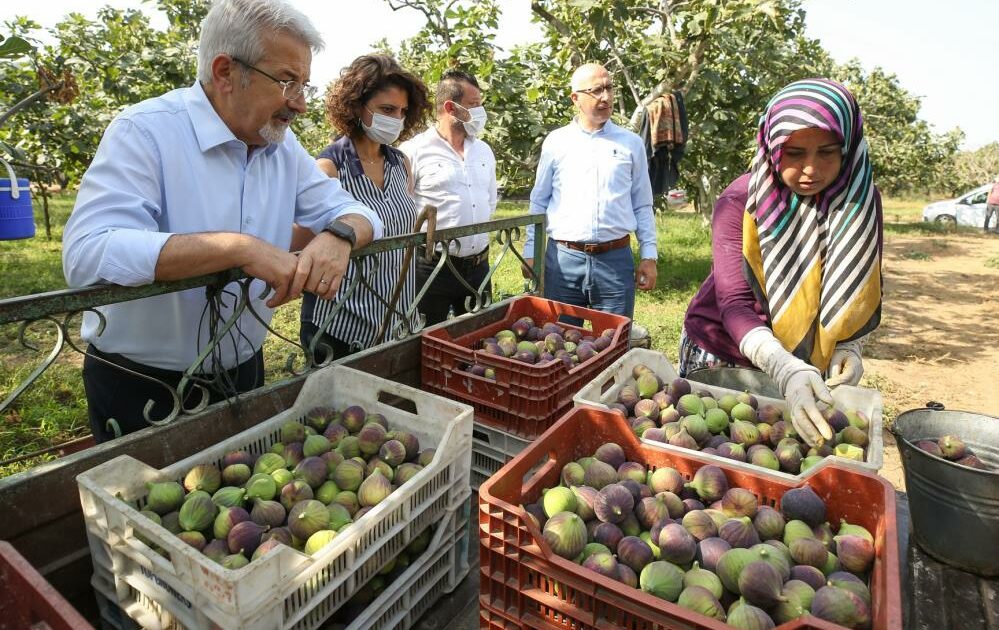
[132,405,436,569]
[612,364,871,474]
[459,316,616,380]
[527,445,877,628]
[915,434,992,471]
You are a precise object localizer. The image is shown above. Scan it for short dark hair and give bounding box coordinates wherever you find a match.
[324,54,430,141]
[435,69,480,113]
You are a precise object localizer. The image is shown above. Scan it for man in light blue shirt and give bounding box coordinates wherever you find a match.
[523,63,658,319]
[62,0,383,442]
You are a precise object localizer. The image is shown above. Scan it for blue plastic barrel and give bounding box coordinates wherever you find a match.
[0,178,34,240]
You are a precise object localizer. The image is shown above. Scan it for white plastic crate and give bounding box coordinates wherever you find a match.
[471,422,532,491]
[78,365,473,630]
[91,500,471,630]
[572,347,884,480]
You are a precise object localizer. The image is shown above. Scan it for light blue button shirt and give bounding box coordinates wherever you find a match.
[524,119,657,260]
[62,82,383,371]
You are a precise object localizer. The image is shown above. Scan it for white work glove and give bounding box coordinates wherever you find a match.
[825,339,865,388]
[740,327,835,447]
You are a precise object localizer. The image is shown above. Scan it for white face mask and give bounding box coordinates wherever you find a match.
[361,108,404,145]
[451,102,488,137]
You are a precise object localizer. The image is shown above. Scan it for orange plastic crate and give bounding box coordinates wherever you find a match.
[0,541,93,630]
[478,407,902,630]
[421,297,630,439]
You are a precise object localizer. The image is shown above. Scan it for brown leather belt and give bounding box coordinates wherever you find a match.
[555,234,630,255]
[418,245,489,269]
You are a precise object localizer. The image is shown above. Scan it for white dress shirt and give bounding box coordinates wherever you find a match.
[399,126,497,257]
[525,119,657,260]
[62,82,383,371]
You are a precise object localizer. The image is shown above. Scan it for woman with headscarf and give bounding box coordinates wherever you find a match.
[680,78,883,446]
[295,54,430,361]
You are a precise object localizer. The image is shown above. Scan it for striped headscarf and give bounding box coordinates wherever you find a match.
[742,78,882,372]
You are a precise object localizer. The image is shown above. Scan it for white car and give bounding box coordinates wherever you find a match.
[922,184,992,228]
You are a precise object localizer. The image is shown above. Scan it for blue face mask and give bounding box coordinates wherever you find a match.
[361,108,404,145]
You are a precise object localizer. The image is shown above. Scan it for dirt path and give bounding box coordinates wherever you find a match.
[862,231,999,489]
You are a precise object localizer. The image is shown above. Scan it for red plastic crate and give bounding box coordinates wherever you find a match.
[421,297,630,438]
[0,541,94,630]
[477,407,902,630]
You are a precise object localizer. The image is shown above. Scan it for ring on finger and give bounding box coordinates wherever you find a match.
[319,278,329,285]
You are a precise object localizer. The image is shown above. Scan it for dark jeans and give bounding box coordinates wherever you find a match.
[299,321,355,365]
[986,204,999,233]
[82,344,264,443]
[415,253,491,326]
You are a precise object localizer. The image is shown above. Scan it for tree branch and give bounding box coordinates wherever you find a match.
[530,1,584,67]
[0,82,63,129]
[387,0,452,48]
[607,39,642,109]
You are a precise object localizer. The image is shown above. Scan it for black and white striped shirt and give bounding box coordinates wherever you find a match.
[301,136,419,348]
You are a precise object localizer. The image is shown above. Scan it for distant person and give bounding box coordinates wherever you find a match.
[522,62,658,320]
[61,0,383,442]
[680,78,883,447]
[985,176,999,234]
[400,70,497,325]
[297,55,430,359]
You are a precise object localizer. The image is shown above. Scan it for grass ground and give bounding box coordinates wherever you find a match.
[0,193,936,476]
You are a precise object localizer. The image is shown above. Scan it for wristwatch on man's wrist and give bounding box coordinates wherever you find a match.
[322,219,356,248]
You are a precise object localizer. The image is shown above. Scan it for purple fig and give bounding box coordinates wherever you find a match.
[212,506,250,540]
[358,469,393,507]
[203,538,230,563]
[790,564,827,591]
[790,536,829,568]
[720,517,761,549]
[636,496,671,529]
[915,440,943,457]
[772,580,816,624]
[657,523,696,565]
[841,426,869,448]
[223,450,255,468]
[594,484,635,523]
[668,377,692,399]
[813,521,836,552]
[280,479,314,511]
[738,560,786,608]
[696,537,731,572]
[618,461,647,484]
[682,510,718,541]
[570,485,599,521]
[357,423,387,457]
[750,543,791,581]
[282,442,304,467]
[251,537,285,561]
[811,585,871,628]
[617,385,640,411]
[752,506,785,541]
[657,491,685,519]
[823,408,850,433]
[748,446,779,471]
[293,457,328,489]
[634,398,659,420]
[562,462,585,486]
[776,442,803,474]
[683,498,705,513]
[835,534,875,574]
[617,536,655,573]
[618,478,644,503]
[583,459,618,489]
[685,465,729,502]
[227,520,268,556]
[332,459,365,493]
[717,442,747,462]
[827,571,872,605]
[250,500,286,528]
[177,530,207,551]
[592,521,624,552]
[780,486,827,527]
[957,454,988,469]
[582,551,619,578]
[617,563,639,588]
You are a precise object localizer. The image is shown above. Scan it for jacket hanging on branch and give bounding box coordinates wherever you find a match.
[637,91,689,196]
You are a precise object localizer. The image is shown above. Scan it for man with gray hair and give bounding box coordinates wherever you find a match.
[400,69,497,325]
[63,0,384,442]
[523,63,658,321]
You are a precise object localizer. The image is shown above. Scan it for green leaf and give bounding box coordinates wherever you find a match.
[0,35,33,60]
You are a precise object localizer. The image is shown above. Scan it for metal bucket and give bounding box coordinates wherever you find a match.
[892,405,999,576]
[686,366,782,399]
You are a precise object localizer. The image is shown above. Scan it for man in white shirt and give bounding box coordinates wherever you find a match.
[61,0,383,442]
[400,70,498,325]
[523,63,658,320]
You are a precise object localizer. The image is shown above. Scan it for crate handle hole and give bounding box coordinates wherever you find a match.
[377,390,418,415]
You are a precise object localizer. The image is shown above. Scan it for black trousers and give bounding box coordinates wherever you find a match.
[82,344,264,443]
[415,254,491,326]
[299,321,355,365]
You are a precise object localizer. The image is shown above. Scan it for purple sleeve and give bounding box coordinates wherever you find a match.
[711,175,768,347]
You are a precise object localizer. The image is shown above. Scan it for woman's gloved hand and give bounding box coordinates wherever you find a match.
[825,340,865,388]
[739,327,835,447]
[783,369,835,446]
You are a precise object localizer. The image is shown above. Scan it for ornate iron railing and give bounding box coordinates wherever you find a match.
[0,215,545,445]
